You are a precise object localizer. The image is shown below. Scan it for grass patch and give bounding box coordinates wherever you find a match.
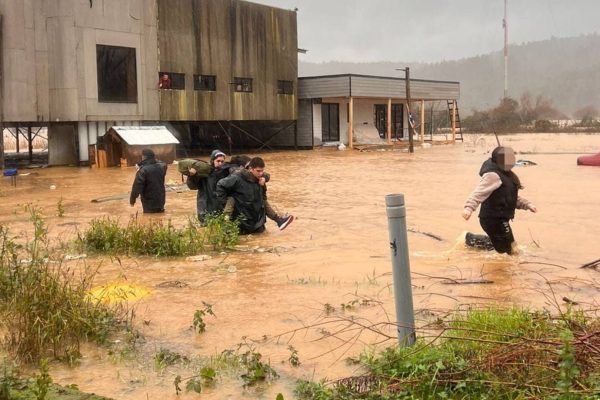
[295,307,600,399]
[78,214,239,256]
[0,206,124,364]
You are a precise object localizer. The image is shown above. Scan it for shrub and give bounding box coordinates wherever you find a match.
[297,307,600,399]
[0,207,121,363]
[79,214,240,256]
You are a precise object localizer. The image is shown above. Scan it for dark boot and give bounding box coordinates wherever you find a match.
[465,232,495,251]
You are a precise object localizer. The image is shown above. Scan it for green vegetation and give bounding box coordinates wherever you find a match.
[0,206,122,363]
[0,358,112,400]
[78,214,240,256]
[173,343,279,395]
[239,348,279,387]
[203,213,240,252]
[192,302,216,334]
[154,348,189,370]
[173,366,216,396]
[295,307,600,399]
[288,345,300,367]
[56,198,65,218]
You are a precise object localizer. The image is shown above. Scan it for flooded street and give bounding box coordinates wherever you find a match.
[2,133,600,399]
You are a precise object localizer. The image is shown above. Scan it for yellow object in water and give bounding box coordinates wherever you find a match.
[88,282,152,304]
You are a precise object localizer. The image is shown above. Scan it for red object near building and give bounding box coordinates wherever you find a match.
[577,152,600,166]
[159,74,171,89]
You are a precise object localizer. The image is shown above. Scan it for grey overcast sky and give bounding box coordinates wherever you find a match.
[251,0,600,63]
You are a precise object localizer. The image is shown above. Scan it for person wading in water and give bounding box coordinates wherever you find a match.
[130,148,167,213]
[462,146,537,255]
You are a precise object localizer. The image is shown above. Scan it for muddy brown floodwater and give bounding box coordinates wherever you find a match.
[2,133,600,399]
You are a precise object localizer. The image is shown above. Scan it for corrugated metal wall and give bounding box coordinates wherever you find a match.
[297,76,351,99]
[270,99,312,148]
[157,0,298,121]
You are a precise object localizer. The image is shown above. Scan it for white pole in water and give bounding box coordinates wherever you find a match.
[385,193,416,346]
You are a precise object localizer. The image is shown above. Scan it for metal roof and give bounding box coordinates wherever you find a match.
[297,74,460,101]
[109,126,180,145]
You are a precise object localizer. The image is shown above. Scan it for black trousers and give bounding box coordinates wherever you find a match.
[466,217,514,255]
[480,217,514,254]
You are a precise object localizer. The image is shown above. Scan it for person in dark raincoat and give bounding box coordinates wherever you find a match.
[130,148,167,213]
[226,155,293,230]
[215,156,270,234]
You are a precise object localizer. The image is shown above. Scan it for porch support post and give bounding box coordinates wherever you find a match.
[451,100,457,143]
[348,97,354,149]
[386,98,392,144]
[420,99,425,144]
[28,126,33,162]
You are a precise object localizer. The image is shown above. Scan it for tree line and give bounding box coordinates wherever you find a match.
[461,92,600,133]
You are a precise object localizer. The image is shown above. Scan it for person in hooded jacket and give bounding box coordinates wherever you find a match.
[186,149,230,223]
[462,146,538,254]
[130,148,167,213]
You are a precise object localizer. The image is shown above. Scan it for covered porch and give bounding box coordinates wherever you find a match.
[297,74,461,149]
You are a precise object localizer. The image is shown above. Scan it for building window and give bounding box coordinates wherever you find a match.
[96,45,137,103]
[322,103,340,142]
[277,80,293,95]
[159,72,185,90]
[194,75,216,91]
[233,77,252,93]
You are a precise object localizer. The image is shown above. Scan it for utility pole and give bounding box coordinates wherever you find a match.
[503,0,508,99]
[396,67,415,153]
[405,68,415,153]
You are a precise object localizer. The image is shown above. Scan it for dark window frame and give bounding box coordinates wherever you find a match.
[159,71,185,90]
[374,104,404,139]
[96,44,138,103]
[277,80,294,95]
[233,77,253,93]
[321,103,340,142]
[194,74,217,91]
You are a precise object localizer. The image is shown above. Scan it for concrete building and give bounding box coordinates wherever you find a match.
[0,0,298,166]
[0,1,461,167]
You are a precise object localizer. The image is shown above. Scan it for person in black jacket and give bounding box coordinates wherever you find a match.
[216,156,268,234]
[226,155,294,230]
[462,146,537,254]
[130,148,167,213]
[186,149,230,223]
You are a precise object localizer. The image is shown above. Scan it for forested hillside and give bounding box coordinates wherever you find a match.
[299,34,600,116]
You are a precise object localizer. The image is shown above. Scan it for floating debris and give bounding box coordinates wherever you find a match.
[91,194,129,203]
[185,254,212,262]
[408,228,443,241]
[515,159,537,167]
[64,254,87,260]
[88,282,152,304]
[233,245,260,252]
[441,278,494,285]
[581,258,600,269]
[156,280,189,288]
[227,265,237,273]
[165,183,189,192]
